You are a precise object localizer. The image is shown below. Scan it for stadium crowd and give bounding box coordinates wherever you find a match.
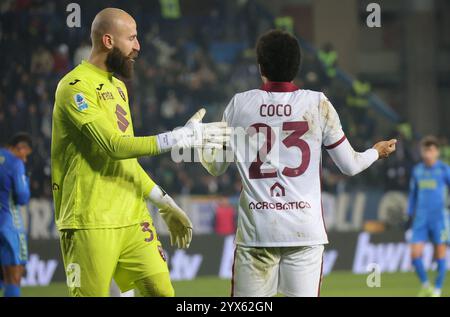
[0,0,443,200]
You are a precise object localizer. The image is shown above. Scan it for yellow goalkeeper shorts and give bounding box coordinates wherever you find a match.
[59,220,171,297]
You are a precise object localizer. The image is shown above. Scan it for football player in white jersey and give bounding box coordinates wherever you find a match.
[198,30,397,297]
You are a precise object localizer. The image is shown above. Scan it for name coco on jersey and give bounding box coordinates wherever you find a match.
[249,200,311,211]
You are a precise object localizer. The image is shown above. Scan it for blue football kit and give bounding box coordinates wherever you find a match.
[0,148,30,266]
[407,160,450,244]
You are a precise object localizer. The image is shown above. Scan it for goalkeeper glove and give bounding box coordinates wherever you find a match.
[156,108,231,152]
[149,185,193,248]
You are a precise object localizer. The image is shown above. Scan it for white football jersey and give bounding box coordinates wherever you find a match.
[223,82,346,247]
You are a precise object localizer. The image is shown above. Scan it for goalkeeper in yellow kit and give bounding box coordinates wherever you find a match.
[51,8,229,297]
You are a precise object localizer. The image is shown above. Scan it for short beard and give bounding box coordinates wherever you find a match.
[105,47,135,79]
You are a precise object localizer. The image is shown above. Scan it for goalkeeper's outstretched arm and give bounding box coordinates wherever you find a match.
[83,115,161,160]
[59,77,229,160]
[82,108,229,160]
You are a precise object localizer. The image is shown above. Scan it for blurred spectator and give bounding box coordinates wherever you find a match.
[0,111,9,144]
[40,105,52,140]
[52,44,71,76]
[160,90,182,123]
[31,46,53,75]
[26,103,40,138]
[213,202,236,236]
[73,41,91,66]
[318,42,337,81]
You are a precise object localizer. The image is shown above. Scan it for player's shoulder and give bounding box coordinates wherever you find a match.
[436,160,450,172]
[0,149,22,170]
[56,64,94,95]
[298,89,324,98]
[299,89,328,108]
[445,161,450,170]
[112,76,126,89]
[232,88,262,101]
[0,148,12,165]
[302,90,335,118]
[436,160,448,167]
[0,148,12,160]
[444,162,450,175]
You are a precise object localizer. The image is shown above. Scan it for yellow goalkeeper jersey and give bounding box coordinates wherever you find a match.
[51,60,156,230]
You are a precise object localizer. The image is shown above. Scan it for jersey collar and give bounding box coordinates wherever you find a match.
[81,60,113,79]
[260,81,299,92]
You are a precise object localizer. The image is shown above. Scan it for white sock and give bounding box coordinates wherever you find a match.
[422,282,430,288]
[433,288,442,296]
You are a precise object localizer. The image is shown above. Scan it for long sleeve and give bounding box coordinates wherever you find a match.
[137,164,156,200]
[446,165,450,187]
[82,115,161,160]
[12,160,30,205]
[320,93,379,176]
[326,138,379,176]
[406,170,418,217]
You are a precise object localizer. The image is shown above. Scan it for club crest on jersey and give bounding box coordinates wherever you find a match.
[117,87,126,102]
[73,93,88,111]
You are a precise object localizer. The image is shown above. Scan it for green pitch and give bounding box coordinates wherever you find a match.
[18,271,450,297]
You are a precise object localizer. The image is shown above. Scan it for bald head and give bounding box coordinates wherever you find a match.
[91,8,138,50]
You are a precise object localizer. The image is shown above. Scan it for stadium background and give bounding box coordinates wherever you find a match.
[1,0,449,296]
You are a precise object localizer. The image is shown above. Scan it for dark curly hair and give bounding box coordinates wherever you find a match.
[256,29,302,82]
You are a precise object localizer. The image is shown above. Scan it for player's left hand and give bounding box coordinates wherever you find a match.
[148,186,193,248]
[159,196,193,249]
[373,139,397,159]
